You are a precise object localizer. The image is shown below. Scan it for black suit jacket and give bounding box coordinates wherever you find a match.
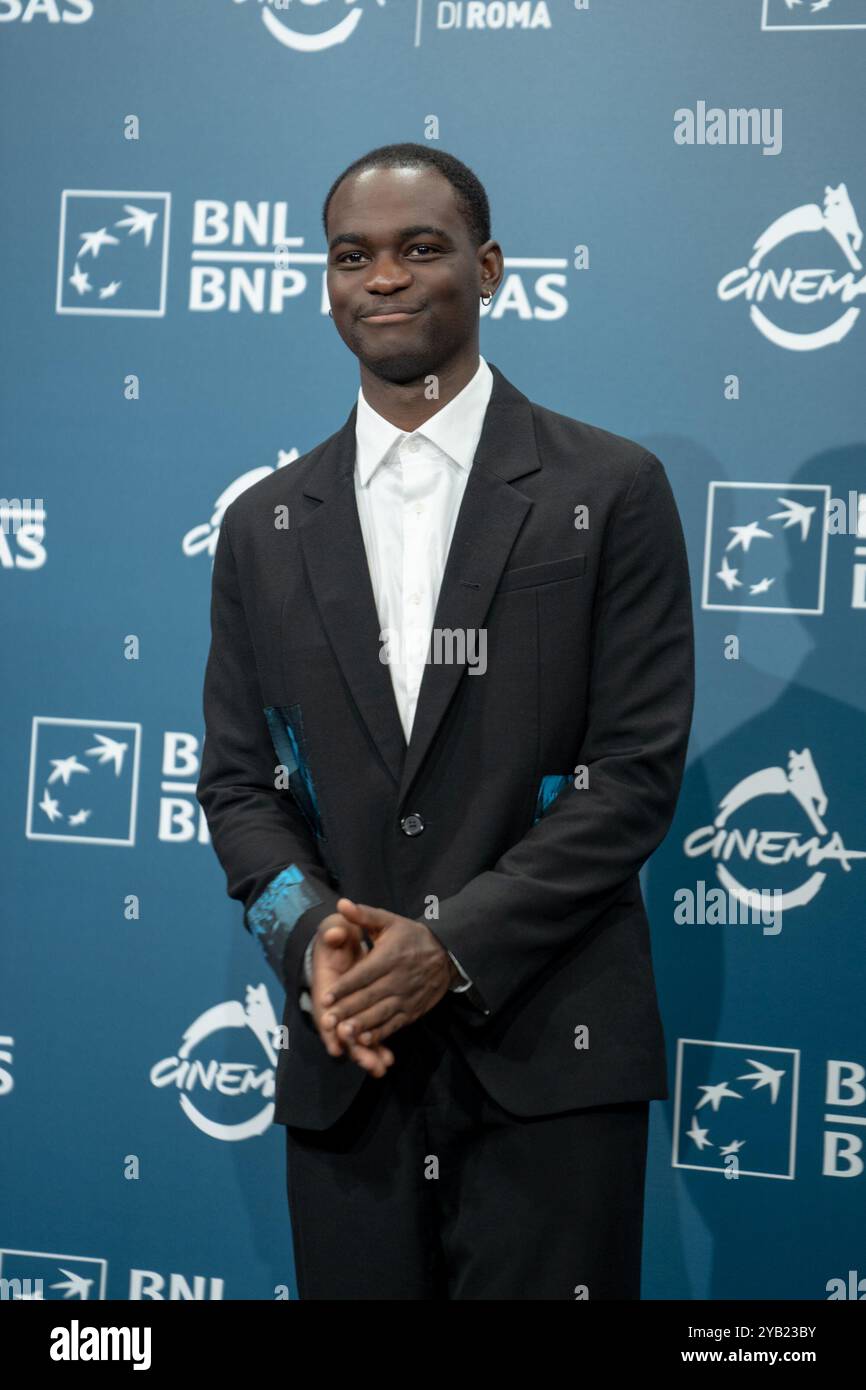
[196,362,694,1130]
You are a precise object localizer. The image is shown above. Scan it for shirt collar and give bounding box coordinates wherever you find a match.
[355,355,494,487]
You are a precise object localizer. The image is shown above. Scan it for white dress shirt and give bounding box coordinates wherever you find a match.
[353,354,494,742]
[301,355,494,1002]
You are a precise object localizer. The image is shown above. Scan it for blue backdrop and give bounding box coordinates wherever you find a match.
[2,0,864,1302]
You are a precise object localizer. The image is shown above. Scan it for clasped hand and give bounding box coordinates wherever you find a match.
[310,898,457,1078]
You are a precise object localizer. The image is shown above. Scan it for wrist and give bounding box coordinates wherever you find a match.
[421,921,457,981]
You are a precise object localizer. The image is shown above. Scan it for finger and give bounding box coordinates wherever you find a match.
[316,989,359,1045]
[336,898,393,932]
[315,990,388,1046]
[315,1012,389,1067]
[334,995,402,1041]
[316,1017,346,1058]
[321,922,350,944]
[318,983,395,1071]
[323,954,394,1006]
[320,918,362,951]
[356,1008,409,1048]
[350,1045,394,1073]
[346,1039,394,1077]
[326,979,396,1028]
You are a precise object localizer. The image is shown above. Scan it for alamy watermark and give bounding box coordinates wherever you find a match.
[675,880,784,935]
[674,102,782,157]
[379,626,487,674]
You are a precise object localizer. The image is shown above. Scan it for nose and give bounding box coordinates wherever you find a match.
[363,252,413,295]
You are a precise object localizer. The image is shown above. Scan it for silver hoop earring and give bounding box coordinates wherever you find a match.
[480,292,492,306]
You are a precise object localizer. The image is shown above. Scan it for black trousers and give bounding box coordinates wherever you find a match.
[285,1015,649,1300]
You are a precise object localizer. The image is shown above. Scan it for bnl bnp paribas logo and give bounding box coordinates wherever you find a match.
[25,717,212,846]
[234,0,556,52]
[762,0,866,31]
[673,1040,866,1181]
[674,1040,799,1179]
[56,190,568,320]
[718,182,865,349]
[702,481,866,615]
[702,482,830,614]
[0,1250,224,1301]
[56,191,170,317]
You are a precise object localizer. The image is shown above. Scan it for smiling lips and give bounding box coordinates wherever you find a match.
[360,307,423,325]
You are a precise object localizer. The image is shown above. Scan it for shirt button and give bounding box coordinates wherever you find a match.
[406,438,421,454]
[400,813,425,837]
[410,592,421,605]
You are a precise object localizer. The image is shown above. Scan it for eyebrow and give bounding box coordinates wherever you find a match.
[328,225,453,252]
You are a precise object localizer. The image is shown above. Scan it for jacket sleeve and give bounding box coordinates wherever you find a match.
[429,452,695,1026]
[196,504,341,993]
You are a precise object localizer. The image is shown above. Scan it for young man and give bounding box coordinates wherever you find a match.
[196,143,694,1300]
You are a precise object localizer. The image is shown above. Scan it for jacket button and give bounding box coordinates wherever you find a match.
[400,813,425,837]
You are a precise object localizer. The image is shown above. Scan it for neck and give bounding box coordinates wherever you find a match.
[359,343,480,432]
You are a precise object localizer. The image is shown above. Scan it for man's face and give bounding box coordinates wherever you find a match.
[325,165,493,383]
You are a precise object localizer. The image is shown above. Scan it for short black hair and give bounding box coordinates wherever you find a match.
[322,142,491,248]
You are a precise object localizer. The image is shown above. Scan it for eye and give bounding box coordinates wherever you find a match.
[334,244,442,266]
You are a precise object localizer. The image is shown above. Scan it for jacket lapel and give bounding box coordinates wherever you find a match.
[298,415,408,788]
[298,361,542,805]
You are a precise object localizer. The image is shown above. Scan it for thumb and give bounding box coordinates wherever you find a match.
[336,898,394,933]
[321,920,351,945]
[319,916,364,953]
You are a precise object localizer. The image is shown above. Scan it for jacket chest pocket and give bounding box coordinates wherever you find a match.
[495,552,586,594]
